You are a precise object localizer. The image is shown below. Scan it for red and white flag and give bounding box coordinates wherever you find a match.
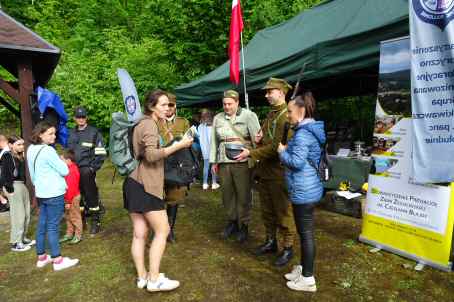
[229,0,244,85]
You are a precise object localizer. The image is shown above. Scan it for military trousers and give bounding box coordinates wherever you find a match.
[256,179,295,248]
[219,162,252,226]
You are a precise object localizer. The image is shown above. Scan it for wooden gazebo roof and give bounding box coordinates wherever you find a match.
[0,9,60,86]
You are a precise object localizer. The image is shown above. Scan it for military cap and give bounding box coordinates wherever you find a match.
[74,106,87,118]
[262,77,292,94]
[167,92,177,104]
[223,90,239,100]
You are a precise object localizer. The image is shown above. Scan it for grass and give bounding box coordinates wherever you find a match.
[1,161,454,302]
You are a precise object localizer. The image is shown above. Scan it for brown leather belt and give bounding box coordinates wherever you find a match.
[222,137,251,143]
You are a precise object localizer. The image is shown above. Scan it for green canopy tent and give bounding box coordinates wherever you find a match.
[175,0,409,106]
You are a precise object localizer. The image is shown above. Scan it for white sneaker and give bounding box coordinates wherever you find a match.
[11,242,31,252]
[137,275,148,289]
[53,257,79,271]
[211,183,220,190]
[284,265,302,281]
[23,238,36,246]
[202,184,209,190]
[286,275,317,292]
[36,254,52,268]
[147,273,180,292]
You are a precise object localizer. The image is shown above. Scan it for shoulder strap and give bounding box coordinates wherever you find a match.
[33,146,46,173]
[267,108,287,139]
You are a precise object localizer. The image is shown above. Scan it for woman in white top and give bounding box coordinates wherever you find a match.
[197,109,219,190]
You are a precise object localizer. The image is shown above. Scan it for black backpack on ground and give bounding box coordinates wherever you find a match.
[164,140,200,187]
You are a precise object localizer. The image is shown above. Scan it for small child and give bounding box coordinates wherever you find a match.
[60,149,83,244]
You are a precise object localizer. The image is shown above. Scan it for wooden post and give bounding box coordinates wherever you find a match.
[18,61,33,142]
[18,60,36,208]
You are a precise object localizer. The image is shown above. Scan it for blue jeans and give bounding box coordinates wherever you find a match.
[203,159,217,185]
[36,195,65,258]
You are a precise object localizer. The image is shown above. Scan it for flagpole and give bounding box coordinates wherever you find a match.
[240,32,249,110]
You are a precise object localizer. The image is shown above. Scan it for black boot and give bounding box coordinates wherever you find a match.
[167,205,178,243]
[236,224,248,243]
[90,213,101,235]
[222,220,239,239]
[274,246,294,267]
[254,238,278,256]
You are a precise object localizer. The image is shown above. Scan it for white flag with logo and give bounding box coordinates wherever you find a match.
[117,68,142,122]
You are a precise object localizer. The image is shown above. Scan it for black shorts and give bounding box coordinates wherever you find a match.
[123,177,165,213]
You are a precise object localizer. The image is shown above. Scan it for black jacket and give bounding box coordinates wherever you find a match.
[0,150,15,193]
[68,125,106,171]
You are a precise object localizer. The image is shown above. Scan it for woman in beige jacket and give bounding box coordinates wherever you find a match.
[123,89,192,292]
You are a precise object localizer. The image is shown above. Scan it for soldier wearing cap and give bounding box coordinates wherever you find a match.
[235,78,296,266]
[157,92,190,243]
[68,106,107,234]
[210,89,260,243]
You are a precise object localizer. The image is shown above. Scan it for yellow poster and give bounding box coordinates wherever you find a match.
[361,38,454,270]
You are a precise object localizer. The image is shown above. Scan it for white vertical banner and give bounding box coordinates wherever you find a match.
[117,68,142,122]
[410,1,454,183]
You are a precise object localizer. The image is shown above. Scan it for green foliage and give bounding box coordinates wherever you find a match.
[1,0,324,131]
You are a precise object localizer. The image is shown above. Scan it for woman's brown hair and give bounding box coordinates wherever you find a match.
[291,91,316,119]
[143,89,168,115]
[30,121,55,144]
[8,135,24,160]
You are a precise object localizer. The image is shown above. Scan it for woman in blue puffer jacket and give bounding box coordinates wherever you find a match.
[278,92,325,293]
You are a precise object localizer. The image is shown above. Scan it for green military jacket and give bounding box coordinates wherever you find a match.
[210,107,261,164]
[250,102,291,180]
[158,116,190,146]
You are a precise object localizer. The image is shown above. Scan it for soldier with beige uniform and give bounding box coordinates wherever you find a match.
[210,90,260,243]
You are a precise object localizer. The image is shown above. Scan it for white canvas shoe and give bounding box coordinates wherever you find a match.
[147,274,180,292]
[11,242,31,252]
[137,275,148,289]
[23,238,36,246]
[202,184,209,190]
[286,275,317,292]
[211,183,220,190]
[53,257,79,271]
[284,265,302,281]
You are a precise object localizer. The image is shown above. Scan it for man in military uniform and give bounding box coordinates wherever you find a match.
[210,90,260,243]
[68,106,106,234]
[235,78,296,266]
[158,92,191,243]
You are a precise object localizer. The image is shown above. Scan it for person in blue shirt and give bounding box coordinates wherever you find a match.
[27,121,79,271]
[277,92,325,293]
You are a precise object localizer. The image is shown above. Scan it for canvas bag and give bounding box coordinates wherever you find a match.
[109,112,139,176]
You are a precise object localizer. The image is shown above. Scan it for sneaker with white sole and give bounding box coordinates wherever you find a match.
[36,254,52,268]
[53,257,79,271]
[284,265,302,281]
[23,238,36,246]
[211,183,220,190]
[147,273,180,292]
[286,275,317,292]
[11,242,31,252]
[202,184,209,190]
[137,275,148,289]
